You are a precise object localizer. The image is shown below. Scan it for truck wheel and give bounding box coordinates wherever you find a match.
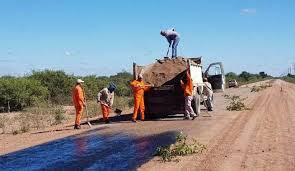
[193,87,201,115]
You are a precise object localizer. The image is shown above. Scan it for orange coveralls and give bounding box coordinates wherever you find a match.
[181,72,193,96]
[130,80,150,121]
[72,85,85,125]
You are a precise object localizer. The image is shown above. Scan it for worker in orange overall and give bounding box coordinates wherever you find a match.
[97,83,116,124]
[72,79,86,129]
[130,74,152,123]
[180,71,198,120]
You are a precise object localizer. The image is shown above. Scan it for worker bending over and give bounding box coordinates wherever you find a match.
[97,83,117,124]
[130,74,151,122]
[203,77,214,111]
[72,79,86,129]
[160,28,180,58]
[180,71,198,120]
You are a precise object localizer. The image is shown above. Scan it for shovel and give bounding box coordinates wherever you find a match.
[84,103,92,127]
[82,88,92,128]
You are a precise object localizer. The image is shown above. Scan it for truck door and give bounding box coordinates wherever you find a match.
[205,62,225,92]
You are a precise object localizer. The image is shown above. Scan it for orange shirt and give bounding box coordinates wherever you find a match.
[72,85,85,106]
[130,80,150,97]
[181,75,193,96]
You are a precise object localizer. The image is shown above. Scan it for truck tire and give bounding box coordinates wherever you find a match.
[193,87,201,116]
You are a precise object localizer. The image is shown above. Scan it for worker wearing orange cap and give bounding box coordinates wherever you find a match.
[130,74,152,122]
[72,79,86,129]
[180,71,198,120]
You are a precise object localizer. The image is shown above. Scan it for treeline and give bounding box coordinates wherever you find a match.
[282,74,295,84]
[0,70,133,112]
[225,71,272,85]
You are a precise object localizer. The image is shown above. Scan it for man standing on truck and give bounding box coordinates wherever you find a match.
[180,71,198,120]
[130,74,151,122]
[72,79,86,129]
[97,83,117,124]
[160,28,180,58]
[203,77,214,111]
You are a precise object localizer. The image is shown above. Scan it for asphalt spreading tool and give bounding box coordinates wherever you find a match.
[83,88,92,127]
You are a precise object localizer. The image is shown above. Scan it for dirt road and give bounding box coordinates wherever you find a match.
[1,80,295,170]
[140,79,295,170]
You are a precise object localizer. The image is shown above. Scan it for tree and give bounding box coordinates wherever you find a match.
[29,70,75,104]
[0,78,48,112]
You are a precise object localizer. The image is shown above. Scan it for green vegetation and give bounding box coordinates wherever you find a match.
[282,74,295,84]
[155,132,207,162]
[226,71,272,86]
[0,77,48,112]
[0,70,133,112]
[224,94,249,111]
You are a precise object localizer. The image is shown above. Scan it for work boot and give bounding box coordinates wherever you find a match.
[74,124,81,129]
[183,116,191,120]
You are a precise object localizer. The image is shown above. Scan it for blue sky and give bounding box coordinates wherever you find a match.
[0,0,294,76]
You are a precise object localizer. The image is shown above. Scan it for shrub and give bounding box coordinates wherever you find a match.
[0,77,48,112]
[155,132,206,162]
[29,70,76,104]
[53,106,67,125]
[12,130,20,135]
[224,94,249,111]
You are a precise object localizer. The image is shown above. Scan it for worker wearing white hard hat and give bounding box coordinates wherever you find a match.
[72,79,85,129]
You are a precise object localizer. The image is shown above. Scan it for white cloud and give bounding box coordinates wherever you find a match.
[65,51,72,56]
[240,8,256,15]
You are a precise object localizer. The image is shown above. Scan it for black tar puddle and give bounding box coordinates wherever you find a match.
[0,128,177,171]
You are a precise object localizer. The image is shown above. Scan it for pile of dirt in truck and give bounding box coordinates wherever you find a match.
[138,57,188,87]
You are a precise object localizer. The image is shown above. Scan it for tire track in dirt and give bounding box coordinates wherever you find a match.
[239,80,295,170]
[194,88,272,170]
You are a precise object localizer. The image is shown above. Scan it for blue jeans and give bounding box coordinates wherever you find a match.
[172,37,180,58]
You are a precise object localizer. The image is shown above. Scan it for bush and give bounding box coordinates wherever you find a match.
[224,94,249,111]
[12,130,20,135]
[29,70,76,105]
[282,75,295,84]
[155,132,206,162]
[53,106,67,125]
[0,70,133,112]
[0,77,48,112]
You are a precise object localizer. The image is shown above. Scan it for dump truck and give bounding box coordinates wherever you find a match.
[133,57,225,118]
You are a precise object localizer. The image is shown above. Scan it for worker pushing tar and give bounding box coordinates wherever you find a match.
[160,28,180,58]
[97,83,117,124]
[72,79,86,129]
[130,74,152,123]
[180,70,198,120]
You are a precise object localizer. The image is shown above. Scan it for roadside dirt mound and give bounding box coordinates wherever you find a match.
[141,57,188,87]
